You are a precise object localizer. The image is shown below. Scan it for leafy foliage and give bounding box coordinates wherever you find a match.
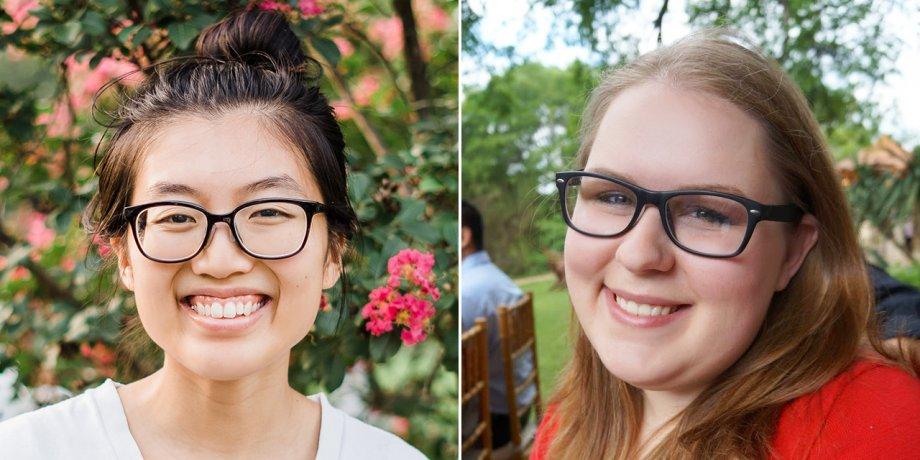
[0,0,457,458]
[462,61,595,276]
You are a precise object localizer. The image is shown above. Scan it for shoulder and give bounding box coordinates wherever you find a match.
[313,394,427,459]
[0,380,127,459]
[773,360,920,458]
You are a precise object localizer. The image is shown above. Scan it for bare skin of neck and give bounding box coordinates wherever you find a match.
[635,387,702,458]
[117,353,321,460]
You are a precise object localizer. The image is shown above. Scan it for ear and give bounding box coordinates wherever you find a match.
[322,238,344,289]
[322,258,342,289]
[111,237,135,291]
[775,214,819,291]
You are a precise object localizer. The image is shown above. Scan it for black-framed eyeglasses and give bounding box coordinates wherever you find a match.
[555,170,803,258]
[123,198,327,263]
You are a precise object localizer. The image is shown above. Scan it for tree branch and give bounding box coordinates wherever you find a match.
[342,21,412,110]
[0,224,81,308]
[309,44,389,159]
[392,0,432,119]
[653,0,669,45]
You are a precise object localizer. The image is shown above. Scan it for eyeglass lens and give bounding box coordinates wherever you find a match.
[134,201,309,261]
[563,175,750,256]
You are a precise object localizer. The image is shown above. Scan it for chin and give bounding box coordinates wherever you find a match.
[175,348,266,382]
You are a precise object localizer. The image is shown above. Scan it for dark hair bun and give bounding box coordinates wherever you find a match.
[195,10,313,73]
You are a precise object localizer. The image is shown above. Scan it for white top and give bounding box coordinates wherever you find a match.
[0,379,426,460]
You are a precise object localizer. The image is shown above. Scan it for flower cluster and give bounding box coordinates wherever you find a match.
[361,249,440,346]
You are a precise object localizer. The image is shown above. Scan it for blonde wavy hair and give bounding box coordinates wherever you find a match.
[546,30,917,459]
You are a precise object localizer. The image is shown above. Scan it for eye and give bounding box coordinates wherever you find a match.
[689,207,731,225]
[597,192,633,205]
[249,208,294,219]
[155,213,197,225]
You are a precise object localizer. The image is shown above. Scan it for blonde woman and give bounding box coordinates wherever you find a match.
[532,31,920,459]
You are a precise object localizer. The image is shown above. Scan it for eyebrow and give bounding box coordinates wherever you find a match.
[146,174,306,200]
[584,166,749,197]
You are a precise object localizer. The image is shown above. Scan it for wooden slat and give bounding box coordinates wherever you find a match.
[461,317,492,459]
[497,292,544,460]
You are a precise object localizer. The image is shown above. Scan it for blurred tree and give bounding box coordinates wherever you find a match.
[0,0,458,458]
[462,61,595,276]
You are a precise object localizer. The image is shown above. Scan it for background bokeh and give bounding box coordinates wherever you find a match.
[0,0,458,458]
[462,0,920,399]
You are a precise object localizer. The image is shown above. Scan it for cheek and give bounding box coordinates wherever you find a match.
[564,230,614,282]
[564,230,617,320]
[270,253,326,339]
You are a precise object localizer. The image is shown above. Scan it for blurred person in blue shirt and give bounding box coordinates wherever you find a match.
[461,200,536,449]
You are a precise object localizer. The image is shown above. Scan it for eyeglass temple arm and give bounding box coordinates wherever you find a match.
[758,204,804,223]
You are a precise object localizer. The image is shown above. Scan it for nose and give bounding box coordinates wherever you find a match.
[190,222,255,278]
[613,205,676,273]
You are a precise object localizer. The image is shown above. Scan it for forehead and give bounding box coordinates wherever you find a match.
[132,110,321,206]
[586,81,784,202]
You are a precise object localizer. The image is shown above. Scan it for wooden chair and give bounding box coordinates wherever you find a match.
[461,317,492,460]
[497,292,543,459]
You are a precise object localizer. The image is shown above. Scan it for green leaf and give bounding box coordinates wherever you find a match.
[81,11,108,37]
[418,176,442,193]
[52,21,82,45]
[348,172,371,200]
[167,22,200,50]
[322,355,347,390]
[395,197,426,224]
[310,36,340,66]
[402,220,441,244]
[369,333,401,362]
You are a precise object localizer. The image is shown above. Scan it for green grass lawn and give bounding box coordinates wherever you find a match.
[519,278,573,399]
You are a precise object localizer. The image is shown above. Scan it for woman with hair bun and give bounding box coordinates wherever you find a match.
[0,10,425,459]
[532,30,920,459]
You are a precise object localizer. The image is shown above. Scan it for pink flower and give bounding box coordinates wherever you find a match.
[361,249,440,346]
[416,0,450,33]
[368,17,403,59]
[400,327,426,346]
[36,101,73,137]
[10,266,29,281]
[333,37,355,57]
[26,212,54,249]
[257,1,292,13]
[391,416,410,437]
[332,100,354,121]
[353,74,381,107]
[298,0,323,17]
[93,233,112,258]
[82,58,141,95]
[61,257,76,272]
[1,0,38,34]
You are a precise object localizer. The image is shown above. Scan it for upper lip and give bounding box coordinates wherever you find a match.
[180,287,272,300]
[606,287,688,307]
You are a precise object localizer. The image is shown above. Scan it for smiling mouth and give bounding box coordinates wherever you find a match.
[613,294,689,317]
[180,294,271,319]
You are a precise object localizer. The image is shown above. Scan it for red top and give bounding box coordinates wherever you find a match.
[531,360,920,459]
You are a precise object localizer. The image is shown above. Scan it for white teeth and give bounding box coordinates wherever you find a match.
[188,299,265,319]
[616,295,677,317]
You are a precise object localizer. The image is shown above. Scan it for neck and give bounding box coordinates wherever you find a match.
[461,246,479,260]
[120,353,319,457]
[637,386,703,453]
